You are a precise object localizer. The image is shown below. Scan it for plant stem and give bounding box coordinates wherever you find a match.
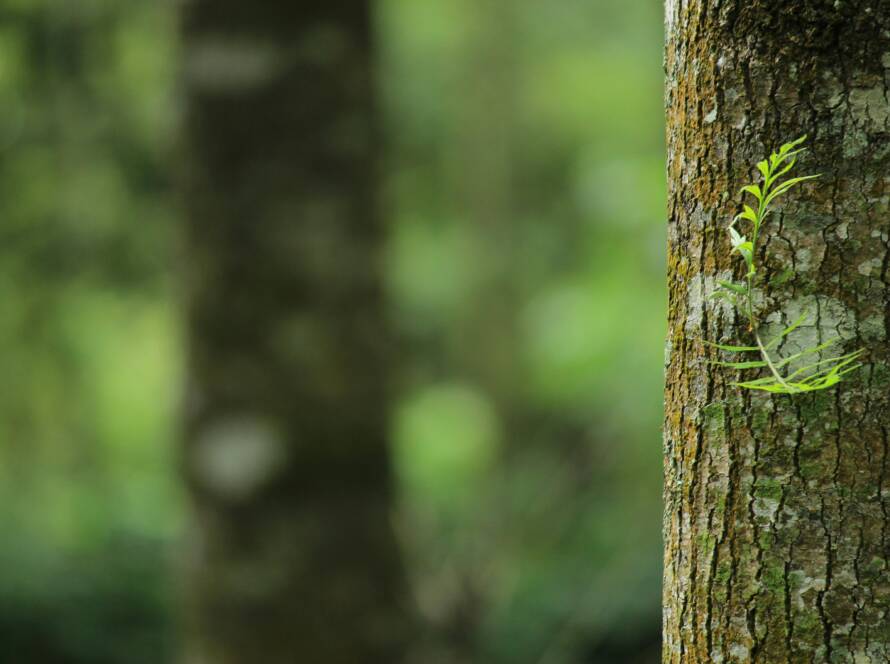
[745,274,756,331]
[745,233,796,393]
[755,330,797,393]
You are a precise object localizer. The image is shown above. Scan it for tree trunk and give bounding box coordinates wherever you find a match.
[664,2,890,662]
[179,3,410,662]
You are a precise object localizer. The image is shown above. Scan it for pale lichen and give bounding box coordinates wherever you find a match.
[185,38,289,93]
[192,415,287,501]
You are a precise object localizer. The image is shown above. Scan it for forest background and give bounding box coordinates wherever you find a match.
[0,1,665,662]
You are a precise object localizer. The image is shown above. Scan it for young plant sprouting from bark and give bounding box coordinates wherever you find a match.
[707,136,865,394]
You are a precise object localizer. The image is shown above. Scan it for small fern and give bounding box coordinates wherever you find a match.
[707,136,864,394]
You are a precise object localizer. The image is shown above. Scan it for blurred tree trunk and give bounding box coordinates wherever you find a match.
[664,2,890,662]
[179,3,410,663]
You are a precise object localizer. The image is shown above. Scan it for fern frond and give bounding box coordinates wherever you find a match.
[707,136,864,395]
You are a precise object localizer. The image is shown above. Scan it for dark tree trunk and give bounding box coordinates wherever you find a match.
[664,1,890,662]
[179,3,410,662]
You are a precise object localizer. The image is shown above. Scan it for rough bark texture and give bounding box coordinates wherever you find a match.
[179,2,410,662]
[664,1,890,662]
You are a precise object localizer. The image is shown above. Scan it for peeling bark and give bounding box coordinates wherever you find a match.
[664,1,890,662]
[179,3,410,662]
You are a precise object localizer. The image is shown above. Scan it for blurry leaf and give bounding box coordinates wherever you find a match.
[770,154,799,180]
[703,340,759,352]
[710,359,768,369]
[769,266,795,286]
[393,383,499,508]
[756,160,769,179]
[734,204,757,224]
[779,135,808,155]
[728,226,744,247]
[718,280,746,294]
[764,174,821,206]
[708,289,736,305]
[763,310,809,349]
[741,184,762,202]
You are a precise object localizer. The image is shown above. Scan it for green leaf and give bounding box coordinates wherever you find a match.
[770,153,800,180]
[710,359,768,369]
[734,204,758,224]
[778,310,809,337]
[808,376,841,390]
[718,280,747,294]
[756,160,770,180]
[735,240,753,255]
[795,349,866,383]
[728,226,744,246]
[741,184,763,202]
[833,363,863,379]
[772,338,841,369]
[708,290,737,305]
[778,135,808,155]
[734,376,832,394]
[764,174,821,206]
[788,360,855,384]
[769,267,795,286]
[763,310,809,349]
[703,340,759,352]
[733,379,787,393]
[729,342,863,395]
[733,241,754,272]
[733,375,778,386]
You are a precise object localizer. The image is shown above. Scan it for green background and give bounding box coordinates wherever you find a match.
[0,0,665,662]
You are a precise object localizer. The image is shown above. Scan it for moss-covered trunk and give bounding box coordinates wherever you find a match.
[178,3,410,662]
[664,2,890,661]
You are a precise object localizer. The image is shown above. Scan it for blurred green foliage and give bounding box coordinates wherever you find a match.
[0,0,665,662]
[381,1,665,661]
[0,1,178,661]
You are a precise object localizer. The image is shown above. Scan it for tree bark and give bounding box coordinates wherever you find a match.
[179,3,410,662]
[664,2,890,662]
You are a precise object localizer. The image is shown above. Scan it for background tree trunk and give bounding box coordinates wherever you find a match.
[664,1,890,662]
[179,3,410,662]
